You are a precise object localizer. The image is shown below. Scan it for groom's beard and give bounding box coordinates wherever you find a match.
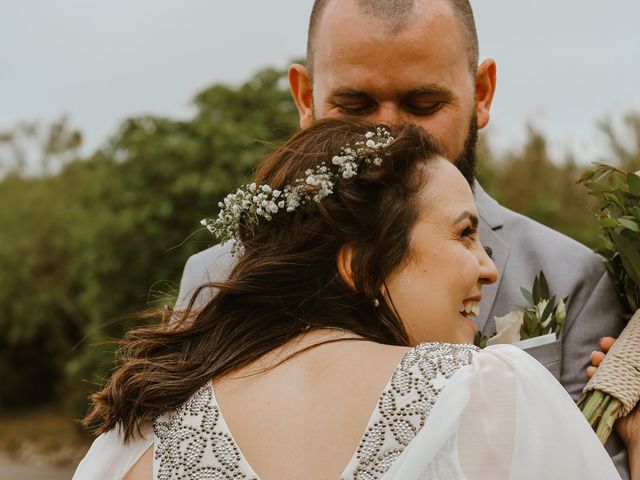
[453,112,479,188]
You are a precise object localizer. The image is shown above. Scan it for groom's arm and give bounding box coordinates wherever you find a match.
[560,268,629,479]
[560,270,626,400]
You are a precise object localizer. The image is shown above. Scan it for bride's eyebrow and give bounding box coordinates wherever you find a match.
[452,212,478,228]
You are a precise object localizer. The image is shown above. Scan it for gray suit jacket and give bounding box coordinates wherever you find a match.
[176,183,629,478]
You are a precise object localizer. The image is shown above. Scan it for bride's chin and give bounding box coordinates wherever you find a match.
[458,313,478,342]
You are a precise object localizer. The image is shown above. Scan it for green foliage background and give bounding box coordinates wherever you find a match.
[0,65,638,422]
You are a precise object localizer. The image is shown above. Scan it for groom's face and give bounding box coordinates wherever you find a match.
[290,0,494,179]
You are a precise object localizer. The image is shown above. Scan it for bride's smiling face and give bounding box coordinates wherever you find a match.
[384,159,498,345]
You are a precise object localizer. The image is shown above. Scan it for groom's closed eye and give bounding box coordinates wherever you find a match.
[401,89,452,116]
[329,91,375,114]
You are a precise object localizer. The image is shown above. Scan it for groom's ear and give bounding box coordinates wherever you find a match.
[288,63,314,129]
[475,58,497,130]
[336,245,356,291]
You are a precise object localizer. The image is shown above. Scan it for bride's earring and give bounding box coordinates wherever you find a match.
[374,298,380,307]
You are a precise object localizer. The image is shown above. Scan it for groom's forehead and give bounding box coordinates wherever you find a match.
[307,0,476,74]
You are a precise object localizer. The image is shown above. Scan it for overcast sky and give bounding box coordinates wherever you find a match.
[1,0,639,164]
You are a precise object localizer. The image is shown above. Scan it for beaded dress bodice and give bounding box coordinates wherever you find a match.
[152,342,478,480]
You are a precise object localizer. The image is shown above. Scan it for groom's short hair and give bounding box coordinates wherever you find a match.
[306,0,479,74]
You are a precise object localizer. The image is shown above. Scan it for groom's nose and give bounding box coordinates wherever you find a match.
[366,103,408,126]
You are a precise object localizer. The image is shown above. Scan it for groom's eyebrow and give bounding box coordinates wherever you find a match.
[404,85,452,97]
[452,212,479,227]
[329,85,451,99]
[328,88,370,99]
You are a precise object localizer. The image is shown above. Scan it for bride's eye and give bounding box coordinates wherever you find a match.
[458,226,477,242]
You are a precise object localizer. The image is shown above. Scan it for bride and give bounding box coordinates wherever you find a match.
[74,119,630,479]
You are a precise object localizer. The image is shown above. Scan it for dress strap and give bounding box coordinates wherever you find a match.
[153,383,258,480]
[341,342,478,479]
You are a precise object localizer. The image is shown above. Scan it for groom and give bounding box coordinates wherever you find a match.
[176,0,629,475]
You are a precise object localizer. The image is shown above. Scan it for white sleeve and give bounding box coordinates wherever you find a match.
[72,425,153,480]
[174,244,236,313]
[382,344,621,480]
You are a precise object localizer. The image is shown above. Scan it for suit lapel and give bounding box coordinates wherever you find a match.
[476,223,510,333]
[474,182,511,334]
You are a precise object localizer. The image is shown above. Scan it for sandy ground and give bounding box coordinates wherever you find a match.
[0,453,75,480]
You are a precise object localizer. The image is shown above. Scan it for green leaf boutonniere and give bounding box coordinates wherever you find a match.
[475,271,567,349]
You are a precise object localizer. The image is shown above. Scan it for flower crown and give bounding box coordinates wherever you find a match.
[201,127,395,255]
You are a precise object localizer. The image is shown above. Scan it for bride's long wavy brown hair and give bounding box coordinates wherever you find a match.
[84,118,445,441]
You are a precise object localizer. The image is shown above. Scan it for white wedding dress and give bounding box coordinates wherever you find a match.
[73,343,621,480]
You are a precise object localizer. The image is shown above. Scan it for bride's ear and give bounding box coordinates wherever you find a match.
[337,245,356,291]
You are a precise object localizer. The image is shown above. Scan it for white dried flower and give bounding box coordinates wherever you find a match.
[535,299,550,323]
[555,298,566,325]
[487,311,525,346]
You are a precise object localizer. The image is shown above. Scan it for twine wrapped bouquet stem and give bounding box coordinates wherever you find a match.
[579,310,640,443]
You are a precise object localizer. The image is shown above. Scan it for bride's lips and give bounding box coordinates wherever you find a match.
[459,298,481,334]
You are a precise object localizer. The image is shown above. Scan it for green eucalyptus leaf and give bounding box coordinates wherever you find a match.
[532,279,541,305]
[628,173,640,196]
[613,175,628,191]
[520,311,533,339]
[578,168,596,182]
[539,271,550,300]
[599,217,622,229]
[541,295,557,323]
[592,166,616,184]
[622,191,640,202]
[588,183,614,195]
[611,232,640,288]
[520,287,534,304]
[603,193,624,208]
[619,218,640,232]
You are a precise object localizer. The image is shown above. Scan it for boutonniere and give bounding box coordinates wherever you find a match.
[474,271,567,349]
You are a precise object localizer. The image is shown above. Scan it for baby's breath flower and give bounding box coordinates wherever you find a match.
[202,128,394,255]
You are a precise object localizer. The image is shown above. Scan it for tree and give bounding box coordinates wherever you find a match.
[0,116,82,177]
[599,112,640,171]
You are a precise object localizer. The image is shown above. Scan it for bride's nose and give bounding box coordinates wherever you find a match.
[478,244,498,285]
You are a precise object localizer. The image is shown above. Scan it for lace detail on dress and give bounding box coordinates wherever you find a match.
[153,384,258,480]
[343,342,478,480]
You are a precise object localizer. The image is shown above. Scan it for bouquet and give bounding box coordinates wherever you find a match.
[577,165,640,444]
